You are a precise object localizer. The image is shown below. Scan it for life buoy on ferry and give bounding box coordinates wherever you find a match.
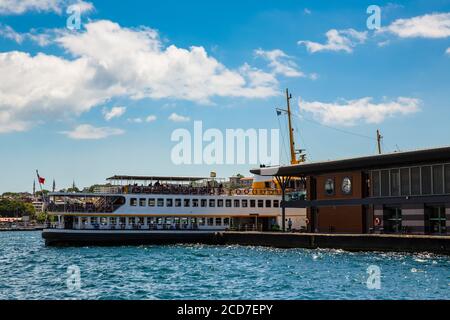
[252,189,258,195]
[235,189,242,195]
[244,189,250,195]
[374,217,381,226]
[305,218,310,225]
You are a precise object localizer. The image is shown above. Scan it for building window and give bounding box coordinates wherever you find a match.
[432,165,444,195]
[242,200,248,208]
[157,198,164,207]
[234,199,240,207]
[325,178,335,196]
[148,198,155,207]
[380,170,390,197]
[258,200,264,208]
[265,200,272,208]
[426,206,447,234]
[421,166,432,195]
[445,164,450,194]
[383,207,402,233]
[130,198,137,206]
[371,171,380,197]
[273,200,280,208]
[411,167,421,195]
[390,169,400,197]
[139,198,146,206]
[400,168,410,196]
[250,200,256,208]
[209,199,215,207]
[166,199,173,207]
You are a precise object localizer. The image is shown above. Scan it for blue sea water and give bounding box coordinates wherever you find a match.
[0,231,448,300]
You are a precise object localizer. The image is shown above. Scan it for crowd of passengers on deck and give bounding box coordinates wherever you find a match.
[125,181,226,195]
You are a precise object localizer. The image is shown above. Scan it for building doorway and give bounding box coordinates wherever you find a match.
[383,207,402,233]
[425,206,447,234]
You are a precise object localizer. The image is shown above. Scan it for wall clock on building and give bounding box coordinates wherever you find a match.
[325,178,334,195]
[342,177,352,194]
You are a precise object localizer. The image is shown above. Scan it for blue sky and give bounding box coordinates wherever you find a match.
[0,0,449,193]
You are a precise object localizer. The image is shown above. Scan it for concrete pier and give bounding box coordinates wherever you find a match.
[218,232,450,255]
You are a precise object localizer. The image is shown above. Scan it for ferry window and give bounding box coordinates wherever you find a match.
[234,199,240,207]
[199,218,205,226]
[215,218,222,226]
[201,199,207,207]
[266,200,272,208]
[157,217,163,224]
[129,217,135,225]
[166,199,173,207]
[371,171,380,197]
[380,170,389,197]
[139,198,146,206]
[258,200,264,208]
[157,198,164,207]
[184,199,191,207]
[433,165,444,194]
[250,200,256,208]
[390,169,400,197]
[175,199,181,207]
[400,168,410,196]
[101,217,107,225]
[217,199,224,207]
[209,199,216,207]
[445,164,450,194]
[224,218,230,225]
[166,217,173,225]
[273,200,279,208]
[110,217,116,225]
[226,200,232,207]
[148,198,155,207]
[193,199,199,207]
[138,217,144,224]
[130,198,137,206]
[242,200,248,208]
[120,217,126,225]
[207,218,214,226]
[411,167,421,195]
[421,166,432,195]
[174,217,180,225]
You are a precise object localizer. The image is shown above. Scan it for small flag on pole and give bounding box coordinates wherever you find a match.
[36,170,46,185]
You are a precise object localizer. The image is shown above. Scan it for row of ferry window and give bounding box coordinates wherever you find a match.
[81,216,230,226]
[129,197,280,208]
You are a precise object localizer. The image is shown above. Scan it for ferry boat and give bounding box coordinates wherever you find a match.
[42,88,307,246]
[42,175,305,246]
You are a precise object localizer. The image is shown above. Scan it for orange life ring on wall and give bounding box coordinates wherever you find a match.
[374,217,381,226]
[235,189,242,195]
[244,189,249,195]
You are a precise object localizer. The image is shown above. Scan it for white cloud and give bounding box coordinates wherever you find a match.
[298,29,368,53]
[304,8,311,15]
[0,20,279,133]
[446,47,450,55]
[168,113,190,122]
[127,118,143,123]
[61,124,124,139]
[300,97,420,126]
[254,49,304,77]
[0,0,94,15]
[103,106,126,121]
[381,12,450,38]
[0,24,54,46]
[146,115,157,122]
[0,25,24,43]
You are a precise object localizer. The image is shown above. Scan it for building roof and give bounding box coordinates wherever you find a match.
[106,175,209,182]
[251,146,450,177]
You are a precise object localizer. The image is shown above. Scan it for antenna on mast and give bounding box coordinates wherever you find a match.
[276,88,305,165]
[377,129,383,155]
